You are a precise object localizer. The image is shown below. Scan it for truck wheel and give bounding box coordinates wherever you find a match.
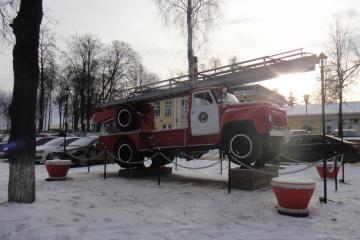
[258,137,282,166]
[114,138,144,169]
[115,105,137,131]
[224,128,262,166]
[150,150,175,167]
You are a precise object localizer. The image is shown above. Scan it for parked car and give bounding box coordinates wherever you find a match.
[35,137,80,163]
[51,136,104,166]
[283,129,310,143]
[279,134,360,163]
[333,129,360,143]
[0,136,56,159]
[0,134,9,149]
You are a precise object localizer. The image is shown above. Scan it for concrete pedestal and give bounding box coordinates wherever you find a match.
[230,165,278,191]
[118,166,172,178]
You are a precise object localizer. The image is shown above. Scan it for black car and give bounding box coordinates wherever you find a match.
[51,137,105,166]
[279,134,360,163]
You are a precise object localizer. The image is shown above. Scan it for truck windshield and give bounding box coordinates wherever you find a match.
[220,93,239,104]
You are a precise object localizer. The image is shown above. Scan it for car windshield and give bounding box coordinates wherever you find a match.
[68,138,95,147]
[62,138,80,146]
[44,138,64,146]
[36,138,54,146]
[220,93,239,104]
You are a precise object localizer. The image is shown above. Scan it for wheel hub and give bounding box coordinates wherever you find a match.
[118,144,132,162]
[230,134,253,159]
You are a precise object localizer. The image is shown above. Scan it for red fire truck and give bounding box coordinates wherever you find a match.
[93,49,319,168]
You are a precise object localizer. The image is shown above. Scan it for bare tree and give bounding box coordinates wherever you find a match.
[209,57,221,72]
[65,34,101,131]
[155,0,221,78]
[0,0,43,203]
[96,40,139,103]
[0,90,12,130]
[37,24,57,132]
[326,17,360,138]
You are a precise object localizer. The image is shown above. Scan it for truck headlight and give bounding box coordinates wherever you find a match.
[267,115,272,123]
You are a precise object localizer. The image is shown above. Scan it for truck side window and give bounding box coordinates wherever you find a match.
[204,92,213,105]
[193,92,213,106]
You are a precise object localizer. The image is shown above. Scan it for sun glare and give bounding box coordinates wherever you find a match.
[260,72,318,103]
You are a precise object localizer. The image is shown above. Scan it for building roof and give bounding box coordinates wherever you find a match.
[285,101,360,116]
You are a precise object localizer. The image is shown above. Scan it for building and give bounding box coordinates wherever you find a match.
[285,101,360,134]
[153,84,286,130]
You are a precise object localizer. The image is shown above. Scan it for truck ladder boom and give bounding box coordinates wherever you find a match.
[100,49,319,108]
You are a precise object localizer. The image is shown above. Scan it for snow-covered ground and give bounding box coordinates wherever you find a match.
[1,157,360,240]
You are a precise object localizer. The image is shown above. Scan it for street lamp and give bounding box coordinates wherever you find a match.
[303,94,310,131]
[319,52,328,203]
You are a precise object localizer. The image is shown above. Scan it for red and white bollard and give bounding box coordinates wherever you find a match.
[271,177,316,217]
[45,160,72,180]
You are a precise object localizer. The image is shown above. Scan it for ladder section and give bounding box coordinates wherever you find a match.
[100,49,319,108]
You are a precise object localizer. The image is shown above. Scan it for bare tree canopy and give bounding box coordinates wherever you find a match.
[0,0,18,42]
[0,90,11,130]
[326,17,360,138]
[154,0,221,78]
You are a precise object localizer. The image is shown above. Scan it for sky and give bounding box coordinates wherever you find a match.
[1,0,360,103]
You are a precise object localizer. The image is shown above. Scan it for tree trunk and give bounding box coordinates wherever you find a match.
[8,0,43,203]
[58,105,62,132]
[338,87,343,139]
[47,94,52,131]
[187,0,194,79]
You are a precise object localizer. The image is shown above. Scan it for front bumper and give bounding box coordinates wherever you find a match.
[269,128,288,137]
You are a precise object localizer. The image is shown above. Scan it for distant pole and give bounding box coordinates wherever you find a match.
[303,94,310,130]
[319,52,328,204]
[63,86,69,154]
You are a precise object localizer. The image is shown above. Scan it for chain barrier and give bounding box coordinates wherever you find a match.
[60,150,108,163]
[227,152,344,176]
[57,147,344,177]
[326,154,344,173]
[105,150,154,165]
[159,152,223,170]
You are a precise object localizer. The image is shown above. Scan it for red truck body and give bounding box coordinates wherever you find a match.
[95,86,287,167]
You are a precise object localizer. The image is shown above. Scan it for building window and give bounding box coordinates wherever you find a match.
[165,100,172,116]
[154,101,160,117]
[180,98,188,121]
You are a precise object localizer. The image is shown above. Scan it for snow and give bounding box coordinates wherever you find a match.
[1,157,360,240]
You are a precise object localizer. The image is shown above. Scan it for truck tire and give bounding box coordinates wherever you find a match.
[150,150,175,167]
[115,105,137,131]
[114,138,144,169]
[224,128,262,166]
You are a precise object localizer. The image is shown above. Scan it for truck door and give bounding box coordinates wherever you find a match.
[190,90,220,136]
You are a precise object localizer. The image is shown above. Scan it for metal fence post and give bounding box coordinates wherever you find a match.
[104,150,107,179]
[228,157,231,194]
